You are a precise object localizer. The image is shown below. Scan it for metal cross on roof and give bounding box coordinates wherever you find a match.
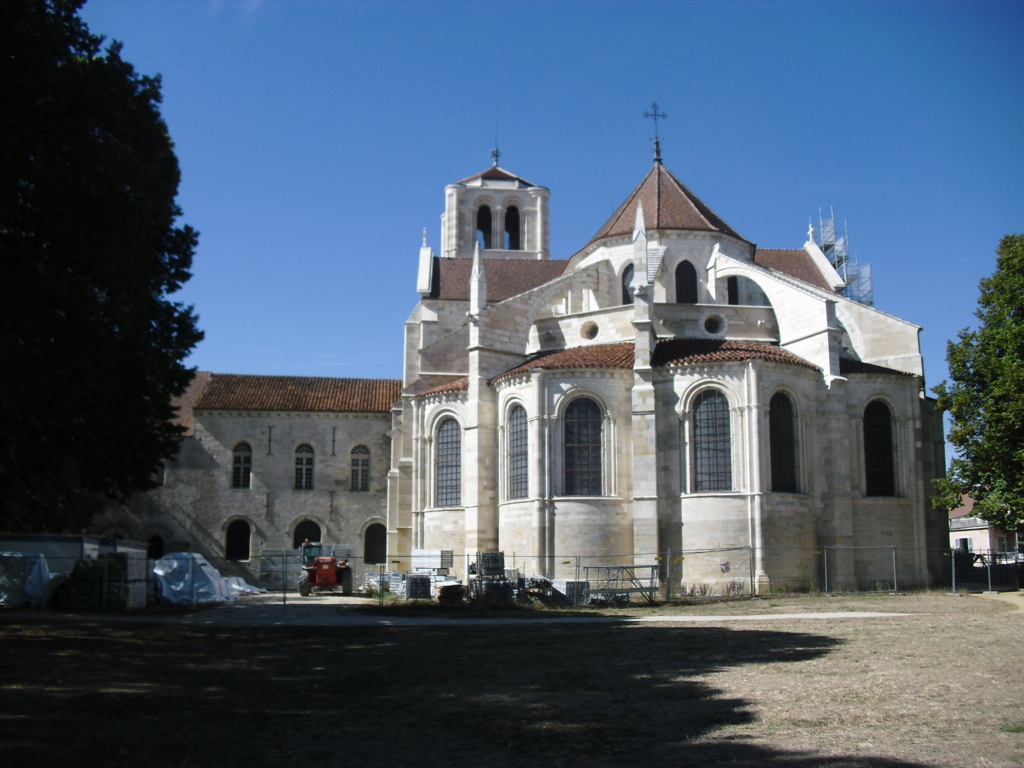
[644,102,667,163]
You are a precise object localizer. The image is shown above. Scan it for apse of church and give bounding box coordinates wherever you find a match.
[390,153,947,593]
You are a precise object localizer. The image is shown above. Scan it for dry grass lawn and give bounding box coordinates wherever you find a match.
[0,592,1021,767]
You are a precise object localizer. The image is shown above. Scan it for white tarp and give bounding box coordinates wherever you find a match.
[0,552,52,607]
[153,552,237,604]
[223,576,266,596]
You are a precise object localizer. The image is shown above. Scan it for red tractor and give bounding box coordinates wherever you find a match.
[297,541,354,597]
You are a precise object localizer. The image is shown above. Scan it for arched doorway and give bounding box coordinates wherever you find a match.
[364,523,387,564]
[147,536,165,560]
[225,520,251,561]
[292,520,321,549]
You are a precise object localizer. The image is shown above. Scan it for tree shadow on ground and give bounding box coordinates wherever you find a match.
[0,619,931,767]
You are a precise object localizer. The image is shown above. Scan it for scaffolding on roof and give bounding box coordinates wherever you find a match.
[817,207,874,306]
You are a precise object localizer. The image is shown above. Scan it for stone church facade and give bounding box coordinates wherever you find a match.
[97,155,947,593]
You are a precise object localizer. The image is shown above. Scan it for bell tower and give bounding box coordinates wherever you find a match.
[440,155,549,260]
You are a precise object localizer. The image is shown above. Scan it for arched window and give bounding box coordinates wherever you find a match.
[351,445,370,492]
[364,523,387,564]
[435,418,461,507]
[293,520,321,549]
[294,444,314,490]
[231,442,252,489]
[675,260,698,304]
[504,205,521,250]
[508,405,528,499]
[864,401,896,496]
[225,519,251,561]
[147,536,164,560]
[769,392,798,493]
[564,397,602,496]
[727,276,739,305]
[622,264,635,305]
[692,389,732,492]
[476,205,492,250]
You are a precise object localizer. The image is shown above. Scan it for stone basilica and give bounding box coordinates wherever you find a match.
[97,150,948,592]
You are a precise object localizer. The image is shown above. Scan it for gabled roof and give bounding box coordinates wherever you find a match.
[586,163,747,247]
[172,371,213,435]
[455,165,542,188]
[429,257,569,302]
[195,375,402,413]
[651,339,819,370]
[754,248,833,291]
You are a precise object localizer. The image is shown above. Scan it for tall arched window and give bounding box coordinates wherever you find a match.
[692,389,732,492]
[476,205,492,249]
[351,445,370,492]
[294,444,314,490]
[622,264,635,305]
[564,397,602,496]
[293,520,321,549]
[435,418,461,507]
[864,401,896,496]
[225,519,251,561]
[508,405,528,499]
[504,205,520,250]
[675,260,698,304]
[364,523,387,564]
[769,392,798,493]
[231,442,252,489]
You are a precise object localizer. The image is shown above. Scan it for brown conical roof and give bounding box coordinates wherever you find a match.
[586,163,747,246]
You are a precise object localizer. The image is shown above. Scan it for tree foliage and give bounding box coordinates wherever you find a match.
[0,0,203,532]
[933,235,1024,529]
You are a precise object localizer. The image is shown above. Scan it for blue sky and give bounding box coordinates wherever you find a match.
[80,0,1023,401]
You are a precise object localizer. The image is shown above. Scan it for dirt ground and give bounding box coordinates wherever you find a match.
[1,592,1022,767]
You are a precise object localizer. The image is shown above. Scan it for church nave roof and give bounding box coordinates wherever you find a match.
[428,257,570,302]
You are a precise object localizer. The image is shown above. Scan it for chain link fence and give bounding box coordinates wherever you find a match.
[0,545,1019,609]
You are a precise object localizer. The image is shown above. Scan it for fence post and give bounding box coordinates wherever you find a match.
[892,547,898,593]
[190,555,197,610]
[666,549,672,603]
[748,546,755,597]
[823,547,829,594]
[987,553,993,593]
[951,548,957,594]
[575,555,581,606]
[101,554,108,610]
[282,551,287,608]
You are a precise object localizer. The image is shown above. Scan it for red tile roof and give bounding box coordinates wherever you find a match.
[455,166,541,188]
[586,163,747,246]
[430,257,569,302]
[195,375,402,413]
[949,496,976,519]
[838,358,915,377]
[651,339,819,370]
[754,248,832,291]
[491,339,820,383]
[417,377,469,397]
[491,343,636,383]
[171,371,213,435]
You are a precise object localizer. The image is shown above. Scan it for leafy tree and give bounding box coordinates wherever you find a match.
[0,0,202,532]
[933,235,1024,530]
